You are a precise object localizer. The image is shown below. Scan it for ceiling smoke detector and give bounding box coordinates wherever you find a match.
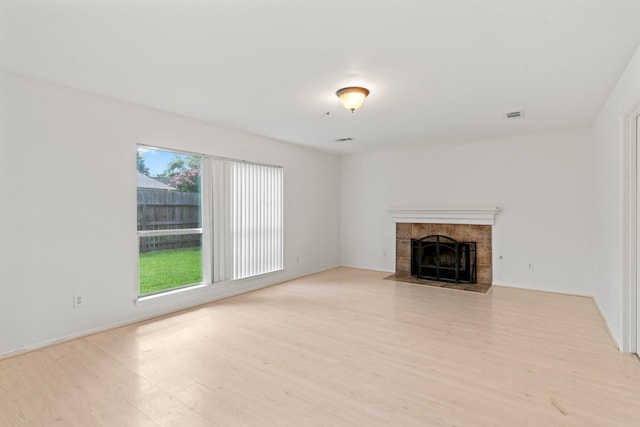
[335,137,354,142]
[503,110,524,120]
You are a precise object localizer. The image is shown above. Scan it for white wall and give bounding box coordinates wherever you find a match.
[4,43,639,357]
[0,72,340,357]
[592,44,640,350]
[340,128,596,295]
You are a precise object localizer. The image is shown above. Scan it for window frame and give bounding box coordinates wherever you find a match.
[136,144,283,302]
[136,145,206,298]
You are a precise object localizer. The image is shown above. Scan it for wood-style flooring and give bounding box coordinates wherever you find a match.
[1,267,640,426]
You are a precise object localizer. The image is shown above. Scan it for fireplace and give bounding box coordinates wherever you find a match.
[393,222,493,286]
[387,209,497,291]
[411,235,476,283]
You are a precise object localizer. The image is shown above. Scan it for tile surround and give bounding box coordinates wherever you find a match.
[394,223,493,287]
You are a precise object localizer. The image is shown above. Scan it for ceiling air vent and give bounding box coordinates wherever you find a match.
[334,137,354,142]
[503,110,524,120]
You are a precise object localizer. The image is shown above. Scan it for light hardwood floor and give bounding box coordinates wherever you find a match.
[2,267,640,426]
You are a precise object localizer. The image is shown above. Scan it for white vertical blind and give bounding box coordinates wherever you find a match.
[211,158,233,282]
[201,156,213,285]
[231,161,283,279]
[211,159,283,282]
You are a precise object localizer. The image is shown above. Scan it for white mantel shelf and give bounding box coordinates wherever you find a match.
[387,208,500,225]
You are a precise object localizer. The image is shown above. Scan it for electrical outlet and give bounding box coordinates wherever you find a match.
[528,263,535,271]
[73,294,85,308]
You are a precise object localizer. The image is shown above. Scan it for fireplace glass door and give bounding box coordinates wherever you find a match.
[411,235,476,283]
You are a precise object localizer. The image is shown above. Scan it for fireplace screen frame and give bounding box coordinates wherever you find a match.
[411,235,477,284]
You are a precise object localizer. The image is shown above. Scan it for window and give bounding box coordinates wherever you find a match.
[137,146,283,297]
[137,147,203,296]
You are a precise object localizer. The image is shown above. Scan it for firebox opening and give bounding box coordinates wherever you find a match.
[411,235,476,284]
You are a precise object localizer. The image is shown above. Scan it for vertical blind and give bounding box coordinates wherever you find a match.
[211,158,283,282]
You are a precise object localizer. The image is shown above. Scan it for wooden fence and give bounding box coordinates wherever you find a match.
[137,188,200,252]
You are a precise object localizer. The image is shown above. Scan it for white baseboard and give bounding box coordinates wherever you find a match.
[1,265,341,360]
[592,296,622,351]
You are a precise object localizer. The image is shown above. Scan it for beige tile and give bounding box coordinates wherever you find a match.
[476,244,492,266]
[476,266,493,284]
[451,224,470,242]
[396,239,411,258]
[396,257,411,275]
[470,225,491,244]
[412,223,431,238]
[396,223,411,239]
[429,223,446,236]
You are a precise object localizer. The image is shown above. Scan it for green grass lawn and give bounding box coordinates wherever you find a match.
[139,247,202,295]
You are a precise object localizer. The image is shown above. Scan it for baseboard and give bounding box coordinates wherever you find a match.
[491,281,593,298]
[338,263,394,273]
[6,266,615,360]
[0,265,341,361]
[493,281,622,351]
[592,296,622,351]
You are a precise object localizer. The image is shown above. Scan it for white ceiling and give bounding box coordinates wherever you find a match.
[2,0,640,155]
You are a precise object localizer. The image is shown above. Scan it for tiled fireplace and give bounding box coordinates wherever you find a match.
[396,223,492,284]
[387,209,499,291]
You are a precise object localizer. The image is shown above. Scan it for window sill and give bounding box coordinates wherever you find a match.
[134,268,285,307]
[135,283,209,306]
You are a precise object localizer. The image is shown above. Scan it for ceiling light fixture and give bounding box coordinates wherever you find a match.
[336,86,370,112]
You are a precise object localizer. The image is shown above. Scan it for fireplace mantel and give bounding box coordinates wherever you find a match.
[387,208,500,225]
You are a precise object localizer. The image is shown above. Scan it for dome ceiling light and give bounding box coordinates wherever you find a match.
[336,86,370,113]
